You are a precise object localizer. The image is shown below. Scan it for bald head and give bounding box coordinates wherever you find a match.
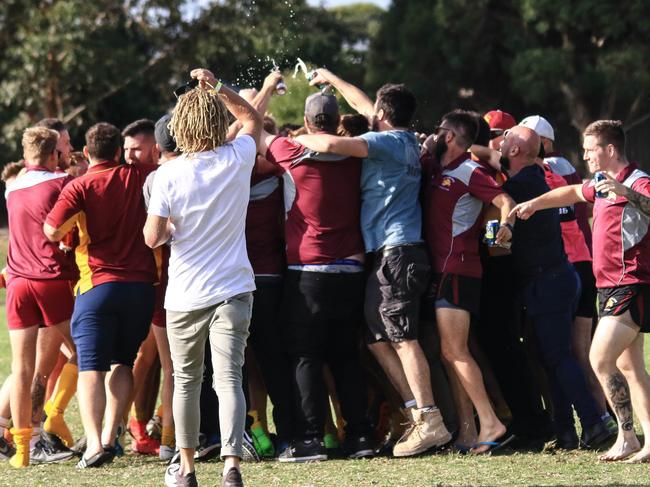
[501,126,540,161]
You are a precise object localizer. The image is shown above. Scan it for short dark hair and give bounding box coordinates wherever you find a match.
[310,113,340,134]
[122,119,155,139]
[338,114,369,137]
[583,120,625,155]
[375,84,417,127]
[441,109,479,149]
[86,123,122,161]
[35,118,66,133]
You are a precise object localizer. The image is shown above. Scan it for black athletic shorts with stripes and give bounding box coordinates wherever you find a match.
[597,284,650,333]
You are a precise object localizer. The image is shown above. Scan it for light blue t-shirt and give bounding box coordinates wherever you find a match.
[359,130,423,252]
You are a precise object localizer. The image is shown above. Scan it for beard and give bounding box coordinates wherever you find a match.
[434,139,448,161]
[499,154,511,172]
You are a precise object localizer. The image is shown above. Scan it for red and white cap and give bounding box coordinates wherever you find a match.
[484,110,516,132]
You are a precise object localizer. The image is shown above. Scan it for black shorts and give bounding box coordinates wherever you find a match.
[597,284,650,333]
[574,261,596,318]
[365,244,430,343]
[432,273,481,317]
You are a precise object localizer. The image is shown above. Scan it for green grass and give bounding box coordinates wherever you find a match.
[0,231,649,485]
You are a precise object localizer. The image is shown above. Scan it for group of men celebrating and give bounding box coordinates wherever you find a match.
[1,64,649,487]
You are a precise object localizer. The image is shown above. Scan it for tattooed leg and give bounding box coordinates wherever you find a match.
[31,375,47,425]
[618,335,650,463]
[597,372,641,461]
[589,314,642,461]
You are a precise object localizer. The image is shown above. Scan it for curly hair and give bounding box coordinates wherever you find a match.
[170,88,230,153]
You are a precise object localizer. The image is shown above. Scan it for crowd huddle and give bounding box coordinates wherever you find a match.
[1,65,649,487]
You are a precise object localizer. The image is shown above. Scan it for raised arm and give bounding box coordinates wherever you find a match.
[308,68,374,120]
[510,184,585,220]
[190,68,263,149]
[470,144,501,172]
[295,134,368,158]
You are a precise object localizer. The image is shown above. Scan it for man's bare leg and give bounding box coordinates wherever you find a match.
[152,325,175,448]
[367,341,414,403]
[437,307,505,453]
[573,316,607,414]
[392,340,435,407]
[9,328,38,430]
[78,370,107,459]
[617,334,650,463]
[442,358,477,447]
[102,364,134,448]
[32,327,64,425]
[589,313,641,461]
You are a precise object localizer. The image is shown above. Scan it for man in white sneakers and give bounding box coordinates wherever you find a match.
[145,68,262,487]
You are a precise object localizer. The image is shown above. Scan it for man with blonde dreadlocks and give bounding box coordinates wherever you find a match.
[144,68,262,487]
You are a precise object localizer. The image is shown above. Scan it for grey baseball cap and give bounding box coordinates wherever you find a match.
[155,114,177,153]
[304,93,339,123]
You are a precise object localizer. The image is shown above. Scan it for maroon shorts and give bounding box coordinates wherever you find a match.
[151,283,166,328]
[6,277,74,330]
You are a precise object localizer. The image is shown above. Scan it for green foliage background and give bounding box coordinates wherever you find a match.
[1,0,649,169]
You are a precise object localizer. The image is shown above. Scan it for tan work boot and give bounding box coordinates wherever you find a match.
[393,408,451,457]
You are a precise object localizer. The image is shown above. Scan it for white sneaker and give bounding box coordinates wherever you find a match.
[165,463,198,487]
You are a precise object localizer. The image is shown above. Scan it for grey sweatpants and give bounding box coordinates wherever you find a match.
[167,292,253,458]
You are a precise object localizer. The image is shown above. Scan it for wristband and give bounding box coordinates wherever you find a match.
[500,222,514,232]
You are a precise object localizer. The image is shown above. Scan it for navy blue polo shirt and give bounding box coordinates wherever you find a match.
[503,164,568,281]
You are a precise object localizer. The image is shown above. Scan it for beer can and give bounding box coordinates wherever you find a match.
[485,220,499,247]
[594,171,607,198]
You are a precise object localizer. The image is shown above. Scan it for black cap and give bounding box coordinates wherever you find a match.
[304,93,339,123]
[155,114,177,153]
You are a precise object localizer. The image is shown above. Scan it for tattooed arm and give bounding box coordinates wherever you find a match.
[595,172,650,217]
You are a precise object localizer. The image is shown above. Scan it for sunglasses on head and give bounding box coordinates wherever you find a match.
[489,129,504,140]
[173,79,199,99]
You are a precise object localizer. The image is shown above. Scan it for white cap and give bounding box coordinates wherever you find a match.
[519,115,554,141]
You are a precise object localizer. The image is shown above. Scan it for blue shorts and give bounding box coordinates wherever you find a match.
[71,281,155,372]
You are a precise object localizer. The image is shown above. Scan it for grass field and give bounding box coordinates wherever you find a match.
[0,234,648,486]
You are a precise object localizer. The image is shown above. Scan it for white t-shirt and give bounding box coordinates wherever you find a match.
[148,135,256,311]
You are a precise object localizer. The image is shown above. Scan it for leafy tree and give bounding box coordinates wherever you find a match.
[365,0,650,164]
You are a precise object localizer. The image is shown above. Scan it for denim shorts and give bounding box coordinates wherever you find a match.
[71,281,155,372]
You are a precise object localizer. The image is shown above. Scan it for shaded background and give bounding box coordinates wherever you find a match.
[1,0,648,202]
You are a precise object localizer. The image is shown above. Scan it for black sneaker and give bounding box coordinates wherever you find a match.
[41,430,71,452]
[194,432,221,462]
[165,463,198,487]
[0,436,15,460]
[31,438,75,463]
[555,430,579,450]
[241,430,260,463]
[345,435,375,459]
[278,438,327,463]
[581,420,616,450]
[222,466,244,487]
